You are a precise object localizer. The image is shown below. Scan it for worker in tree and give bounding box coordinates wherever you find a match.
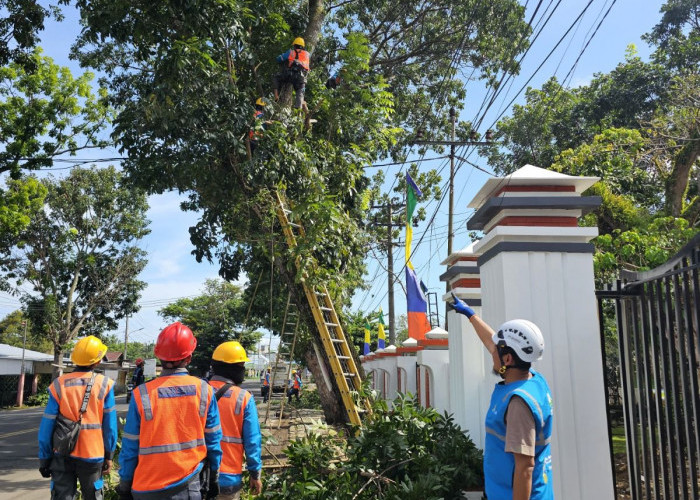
[273,37,310,109]
[260,367,271,403]
[325,68,345,89]
[286,370,302,403]
[118,322,222,500]
[451,293,554,500]
[248,98,267,154]
[209,342,263,499]
[38,336,117,500]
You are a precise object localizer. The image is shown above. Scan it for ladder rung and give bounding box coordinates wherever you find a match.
[343,373,357,377]
[325,322,338,328]
[320,307,332,312]
[337,355,350,360]
[289,222,301,228]
[315,291,327,296]
[330,339,344,343]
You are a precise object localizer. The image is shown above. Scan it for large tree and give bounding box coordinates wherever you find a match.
[158,279,263,376]
[1,166,150,377]
[68,0,531,422]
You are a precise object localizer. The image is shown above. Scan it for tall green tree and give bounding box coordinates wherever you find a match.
[68,0,531,422]
[0,310,53,353]
[0,48,112,179]
[159,279,263,376]
[1,166,150,377]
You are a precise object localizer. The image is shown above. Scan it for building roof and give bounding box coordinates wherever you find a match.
[103,351,124,363]
[0,343,54,362]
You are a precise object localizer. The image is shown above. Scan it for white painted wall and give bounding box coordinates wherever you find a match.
[416,349,450,412]
[478,249,614,500]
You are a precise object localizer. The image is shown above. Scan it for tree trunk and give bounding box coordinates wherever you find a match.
[304,341,345,423]
[666,130,700,217]
[52,349,64,380]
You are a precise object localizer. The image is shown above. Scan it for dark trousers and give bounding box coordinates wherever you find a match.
[50,456,104,500]
[261,385,269,402]
[287,387,299,403]
[273,70,306,108]
[132,475,201,499]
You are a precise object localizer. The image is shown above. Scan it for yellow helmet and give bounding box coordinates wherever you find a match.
[255,98,265,107]
[292,370,297,374]
[292,37,305,48]
[212,341,250,364]
[71,336,108,366]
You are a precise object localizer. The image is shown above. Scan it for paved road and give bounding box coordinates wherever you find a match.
[0,380,263,500]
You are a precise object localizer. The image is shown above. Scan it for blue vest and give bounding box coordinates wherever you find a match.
[484,370,554,500]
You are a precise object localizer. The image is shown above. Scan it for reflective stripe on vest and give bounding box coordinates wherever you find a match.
[210,380,250,475]
[484,371,554,500]
[132,375,211,492]
[287,49,310,71]
[49,371,114,460]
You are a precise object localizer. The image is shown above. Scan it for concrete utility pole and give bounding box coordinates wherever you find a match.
[123,315,129,361]
[371,198,405,345]
[414,111,493,327]
[16,320,27,407]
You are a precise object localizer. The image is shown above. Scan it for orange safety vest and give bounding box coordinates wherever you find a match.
[132,375,212,491]
[287,49,310,71]
[49,371,114,460]
[262,373,270,387]
[293,376,300,390]
[249,110,264,140]
[209,380,251,475]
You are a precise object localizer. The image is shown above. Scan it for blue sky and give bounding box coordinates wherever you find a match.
[0,1,666,348]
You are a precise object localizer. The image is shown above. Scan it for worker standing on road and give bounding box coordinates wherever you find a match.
[273,37,310,109]
[118,322,222,500]
[132,358,145,387]
[209,341,263,499]
[286,370,302,403]
[260,367,271,403]
[38,335,117,500]
[451,293,554,500]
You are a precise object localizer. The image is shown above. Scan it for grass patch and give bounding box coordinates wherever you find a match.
[612,426,626,455]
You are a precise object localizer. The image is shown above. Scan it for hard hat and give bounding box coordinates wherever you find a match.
[212,341,250,364]
[154,322,197,361]
[492,319,545,363]
[292,37,305,48]
[135,358,143,365]
[292,370,297,374]
[71,336,108,366]
[255,98,265,107]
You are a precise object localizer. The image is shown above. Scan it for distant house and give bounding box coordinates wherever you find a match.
[103,351,124,366]
[0,343,53,376]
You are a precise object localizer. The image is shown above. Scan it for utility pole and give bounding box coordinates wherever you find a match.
[123,316,129,361]
[16,320,27,407]
[414,111,493,327]
[371,198,405,345]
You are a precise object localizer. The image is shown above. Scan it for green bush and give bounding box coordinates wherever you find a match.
[262,393,483,499]
[25,391,49,406]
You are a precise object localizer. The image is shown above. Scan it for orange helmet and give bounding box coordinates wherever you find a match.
[154,322,197,361]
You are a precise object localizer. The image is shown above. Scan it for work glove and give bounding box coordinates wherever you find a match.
[39,459,52,478]
[206,471,220,499]
[450,292,475,318]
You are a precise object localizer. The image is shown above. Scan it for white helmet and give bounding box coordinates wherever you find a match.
[492,319,545,363]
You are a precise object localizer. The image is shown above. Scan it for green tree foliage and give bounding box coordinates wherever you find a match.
[643,0,700,73]
[102,333,152,361]
[263,393,483,499]
[0,310,52,352]
[0,166,150,376]
[67,0,531,420]
[0,0,61,68]
[0,48,112,179]
[0,176,46,253]
[158,279,263,376]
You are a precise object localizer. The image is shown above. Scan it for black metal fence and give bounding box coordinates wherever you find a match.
[597,235,700,499]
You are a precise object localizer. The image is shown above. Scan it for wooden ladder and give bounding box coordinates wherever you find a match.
[273,191,369,426]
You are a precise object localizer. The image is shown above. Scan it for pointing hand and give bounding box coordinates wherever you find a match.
[451,292,475,318]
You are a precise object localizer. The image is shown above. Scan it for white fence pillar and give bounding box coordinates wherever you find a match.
[468,164,614,500]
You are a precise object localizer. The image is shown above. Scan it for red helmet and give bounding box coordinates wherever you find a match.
[135,358,144,365]
[154,322,197,361]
